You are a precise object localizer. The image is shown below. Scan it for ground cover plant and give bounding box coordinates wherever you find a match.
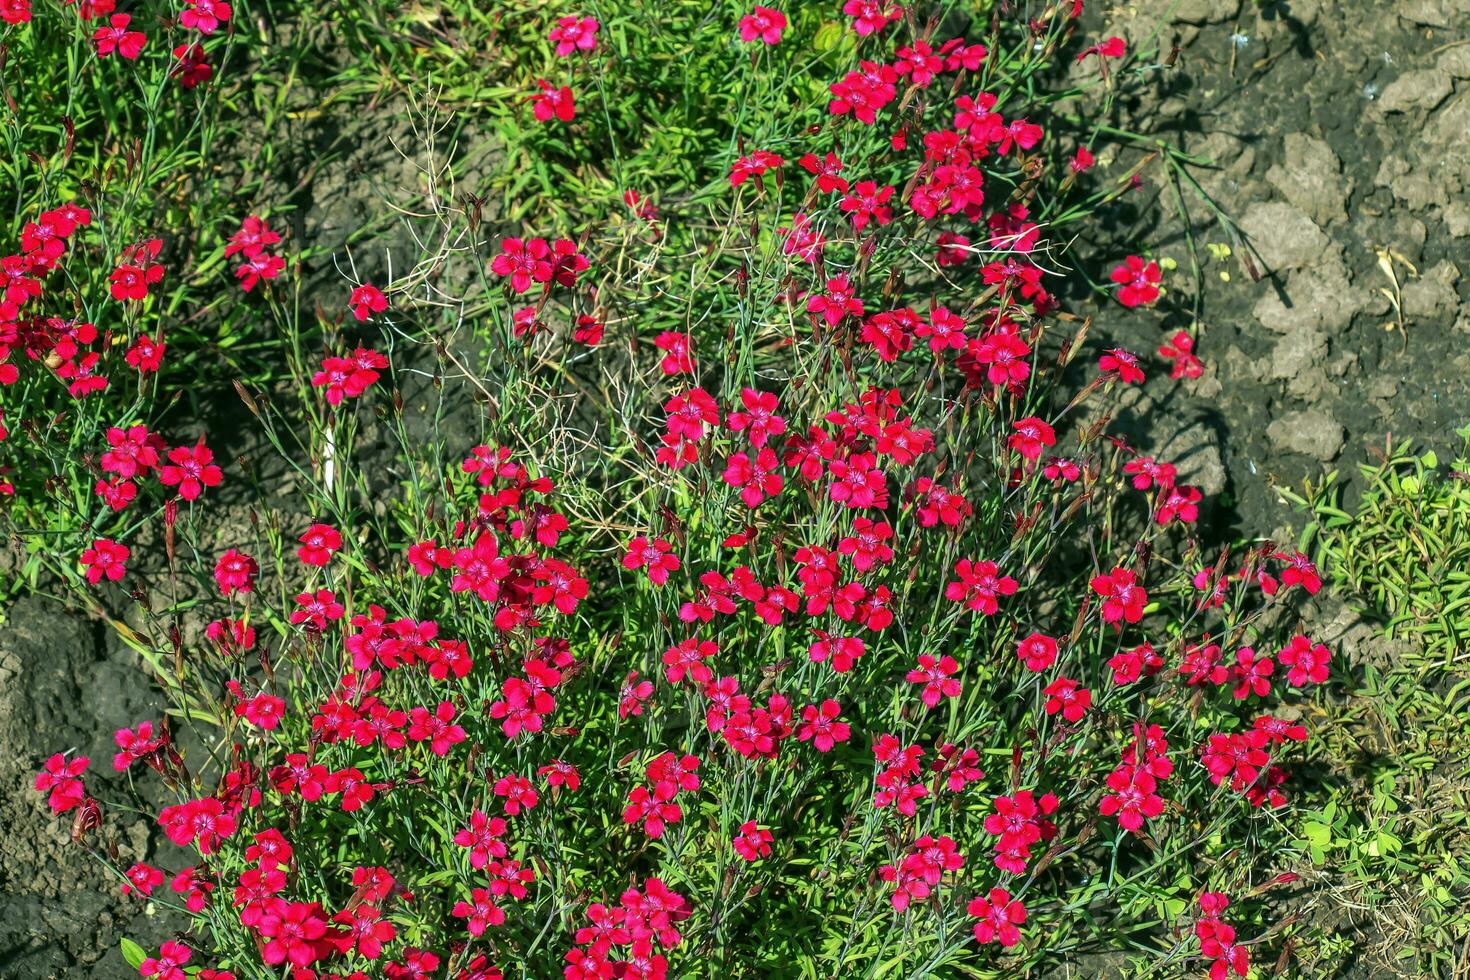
[1283,434,1470,977]
[0,1,1370,977]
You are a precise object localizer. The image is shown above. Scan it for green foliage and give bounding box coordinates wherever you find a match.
[1285,431,1470,976]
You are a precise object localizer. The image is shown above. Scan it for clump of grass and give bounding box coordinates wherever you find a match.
[1285,429,1470,977]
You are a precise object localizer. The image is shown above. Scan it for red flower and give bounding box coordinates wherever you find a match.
[80,538,129,584]
[349,283,388,321]
[662,638,716,685]
[799,151,848,194]
[1107,641,1163,684]
[971,332,1032,388]
[1008,416,1055,461]
[538,759,581,790]
[738,6,786,44]
[453,887,506,937]
[492,773,539,816]
[159,439,223,500]
[333,903,397,959]
[233,247,284,292]
[454,810,509,869]
[94,14,146,59]
[1098,764,1164,831]
[490,237,552,293]
[531,81,576,122]
[1098,347,1145,384]
[727,387,787,447]
[795,699,850,751]
[1123,455,1176,490]
[1228,647,1275,699]
[968,888,1026,946]
[906,654,962,708]
[257,901,329,968]
[1042,677,1091,721]
[842,0,901,36]
[1156,484,1202,525]
[1016,632,1057,672]
[1277,634,1330,686]
[729,150,784,187]
[213,549,258,595]
[139,941,192,980]
[808,632,864,672]
[732,821,773,860]
[618,673,655,718]
[548,15,599,56]
[1090,567,1147,625]
[624,535,680,585]
[1274,551,1322,594]
[34,753,89,813]
[159,796,237,854]
[0,0,31,25]
[1076,36,1126,62]
[311,348,387,404]
[911,477,972,527]
[289,588,344,631]
[945,559,1018,615]
[297,524,342,566]
[179,0,229,34]
[408,701,467,756]
[170,43,212,88]
[1158,329,1203,379]
[125,333,165,372]
[1111,255,1161,307]
[778,212,826,262]
[109,240,164,300]
[723,448,783,508]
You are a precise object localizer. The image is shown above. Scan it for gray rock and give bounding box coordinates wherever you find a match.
[1265,134,1352,226]
[1377,69,1453,114]
[1439,45,1470,78]
[1399,0,1470,27]
[1374,154,1448,212]
[1445,201,1470,237]
[1267,410,1345,462]
[1268,328,1330,399]
[1427,94,1470,148]
[1251,261,1368,334]
[1240,202,1330,273]
[1401,259,1462,320]
[1173,0,1243,22]
[1162,420,1227,497]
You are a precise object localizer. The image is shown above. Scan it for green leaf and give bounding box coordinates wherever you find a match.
[120,938,147,970]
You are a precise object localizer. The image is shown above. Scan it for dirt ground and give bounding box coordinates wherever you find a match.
[1091,0,1470,543]
[2,0,1468,976]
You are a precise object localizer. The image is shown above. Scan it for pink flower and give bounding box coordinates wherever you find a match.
[34,754,89,813]
[968,887,1026,946]
[1159,329,1203,379]
[1090,567,1147,625]
[1111,255,1161,307]
[349,283,388,321]
[549,15,599,56]
[531,81,576,122]
[179,0,229,34]
[80,538,129,584]
[732,821,773,861]
[94,14,146,59]
[1277,634,1331,686]
[739,6,787,44]
[297,524,342,566]
[139,941,192,980]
